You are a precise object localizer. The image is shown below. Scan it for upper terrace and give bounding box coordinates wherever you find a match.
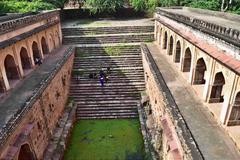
[156,7,240,50]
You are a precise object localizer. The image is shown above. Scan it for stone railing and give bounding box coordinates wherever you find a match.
[141,43,203,159]
[156,8,240,48]
[0,46,75,149]
[0,10,59,35]
[0,19,60,50]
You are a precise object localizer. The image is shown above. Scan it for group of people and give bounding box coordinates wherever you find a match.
[76,67,111,87]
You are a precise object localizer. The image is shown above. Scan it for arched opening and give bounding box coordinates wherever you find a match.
[32,41,41,61]
[182,48,192,72]
[209,72,225,103]
[163,32,167,49]
[193,58,207,84]
[175,41,181,63]
[168,36,174,55]
[228,92,240,125]
[20,47,31,72]
[18,144,35,160]
[41,37,49,55]
[4,55,20,81]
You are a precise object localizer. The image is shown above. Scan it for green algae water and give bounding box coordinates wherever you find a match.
[64,119,145,160]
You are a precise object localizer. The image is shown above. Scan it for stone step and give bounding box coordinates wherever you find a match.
[73,96,139,101]
[70,87,145,92]
[76,99,139,104]
[62,26,154,35]
[63,34,154,45]
[69,90,141,95]
[77,55,141,59]
[71,94,140,98]
[77,115,138,119]
[77,107,137,111]
[73,65,143,69]
[76,112,138,118]
[71,79,144,84]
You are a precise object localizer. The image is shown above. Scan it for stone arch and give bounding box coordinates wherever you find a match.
[168,36,174,55]
[163,31,168,49]
[228,92,240,125]
[4,55,20,82]
[20,47,31,72]
[174,41,181,63]
[32,41,41,62]
[18,143,35,160]
[193,58,207,84]
[182,48,192,72]
[41,37,49,55]
[209,72,225,103]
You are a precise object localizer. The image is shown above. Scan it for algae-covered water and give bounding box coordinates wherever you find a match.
[64,119,146,160]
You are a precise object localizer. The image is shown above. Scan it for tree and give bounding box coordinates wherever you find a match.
[85,0,124,14]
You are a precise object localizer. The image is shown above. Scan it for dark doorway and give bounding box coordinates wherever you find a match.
[168,36,174,55]
[32,41,41,60]
[163,32,167,49]
[175,41,181,63]
[182,48,192,72]
[41,37,49,55]
[209,72,225,103]
[4,55,20,81]
[193,58,207,84]
[228,92,240,126]
[20,47,31,71]
[0,77,5,93]
[18,144,35,160]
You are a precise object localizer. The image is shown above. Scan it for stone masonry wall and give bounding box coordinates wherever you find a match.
[0,49,74,159]
[141,44,203,160]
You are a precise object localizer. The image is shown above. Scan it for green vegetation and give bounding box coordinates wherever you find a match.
[104,46,121,56]
[64,119,145,160]
[85,0,124,14]
[1,0,239,15]
[72,70,84,76]
[0,0,54,13]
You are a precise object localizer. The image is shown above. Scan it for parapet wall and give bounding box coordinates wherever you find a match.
[141,43,203,160]
[0,47,75,159]
[156,7,240,49]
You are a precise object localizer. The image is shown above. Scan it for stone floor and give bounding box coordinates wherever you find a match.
[147,43,240,160]
[0,45,70,132]
[161,8,240,30]
[62,18,154,28]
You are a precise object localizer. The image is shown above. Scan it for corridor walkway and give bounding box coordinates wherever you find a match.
[147,43,240,160]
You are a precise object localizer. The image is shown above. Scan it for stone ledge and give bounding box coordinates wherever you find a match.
[0,46,75,149]
[0,19,60,50]
[141,43,203,159]
[156,8,240,49]
[0,10,59,35]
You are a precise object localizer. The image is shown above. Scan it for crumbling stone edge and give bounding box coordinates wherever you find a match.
[0,46,75,149]
[43,101,77,159]
[141,43,204,159]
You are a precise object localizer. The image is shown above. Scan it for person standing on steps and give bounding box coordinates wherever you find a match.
[99,75,104,87]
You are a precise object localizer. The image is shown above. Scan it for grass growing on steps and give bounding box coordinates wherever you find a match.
[74,19,111,27]
[64,119,146,160]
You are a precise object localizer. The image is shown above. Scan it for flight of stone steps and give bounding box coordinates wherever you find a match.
[63,23,153,119]
[62,25,154,45]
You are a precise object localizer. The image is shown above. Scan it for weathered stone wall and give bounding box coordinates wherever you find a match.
[0,48,75,159]
[141,44,203,160]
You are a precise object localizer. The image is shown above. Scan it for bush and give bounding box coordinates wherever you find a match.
[0,0,55,14]
[86,0,124,14]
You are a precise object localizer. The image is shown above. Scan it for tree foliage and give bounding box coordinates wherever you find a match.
[85,0,124,14]
[0,0,55,13]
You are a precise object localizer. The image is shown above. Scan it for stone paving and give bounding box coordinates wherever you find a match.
[161,8,240,30]
[147,43,240,160]
[0,46,69,131]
